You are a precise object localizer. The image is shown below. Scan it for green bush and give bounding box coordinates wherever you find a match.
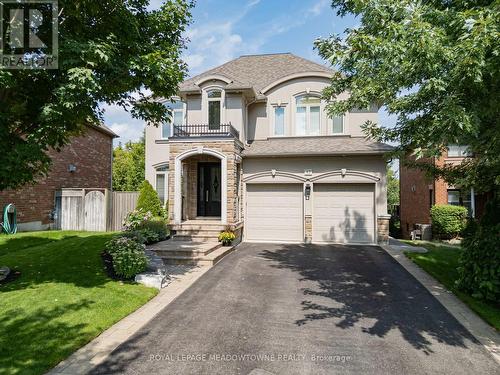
[136,181,164,217]
[457,198,500,302]
[123,208,153,231]
[137,216,169,241]
[430,205,468,239]
[104,237,147,278]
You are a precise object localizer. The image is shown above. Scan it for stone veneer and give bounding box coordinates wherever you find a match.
[167,140,243,225]
[377,214,391,244]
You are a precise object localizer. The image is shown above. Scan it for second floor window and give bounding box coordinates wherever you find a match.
[295,95,320,136]
[274,106,285,136]
[447,144,471,157]
[208,89,222,129]
[162,101,183,139]
[331,115,344,134]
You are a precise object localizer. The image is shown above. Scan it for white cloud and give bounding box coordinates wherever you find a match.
[109,121,144,145]
[308,0,329,16]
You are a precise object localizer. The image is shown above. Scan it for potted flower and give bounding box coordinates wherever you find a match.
[218,230,236,246]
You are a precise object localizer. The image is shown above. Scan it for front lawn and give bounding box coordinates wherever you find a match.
[404,240,500,330]
[0,231,158,375]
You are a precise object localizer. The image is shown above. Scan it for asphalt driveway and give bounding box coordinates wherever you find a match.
[91,243,499,375]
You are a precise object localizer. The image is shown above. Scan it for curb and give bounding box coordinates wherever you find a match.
[381,244,500,365]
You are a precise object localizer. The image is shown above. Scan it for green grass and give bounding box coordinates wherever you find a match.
[0,231,158,375]
[403,240,500,330]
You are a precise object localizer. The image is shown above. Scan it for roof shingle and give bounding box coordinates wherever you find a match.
[243,136,394,157]
[180,53,333,95]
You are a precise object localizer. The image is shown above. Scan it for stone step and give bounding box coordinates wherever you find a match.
[170,223,228,231]
[153,243,221,258]
[174,229,222,236]
[172,235,220,242]
[160,246,235,266]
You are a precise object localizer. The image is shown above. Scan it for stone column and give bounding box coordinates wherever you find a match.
[377,214,391,244]
[305,215,312,244]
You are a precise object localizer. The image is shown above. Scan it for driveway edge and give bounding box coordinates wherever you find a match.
[381,244,500,365]
[46,264,212,375]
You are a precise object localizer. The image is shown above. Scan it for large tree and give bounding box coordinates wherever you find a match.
[0,0,192,190]
[113,137,145,191]
[315,0,499,192]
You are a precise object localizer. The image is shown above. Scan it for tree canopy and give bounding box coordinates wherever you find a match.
[0,0,192,190]
[315,0,500,192]
[113,137,145,191]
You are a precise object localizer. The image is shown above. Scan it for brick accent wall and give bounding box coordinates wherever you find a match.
[0,126,113,228]
[399,160,433,239]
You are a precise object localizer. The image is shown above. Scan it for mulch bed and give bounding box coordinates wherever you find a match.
[0,268,21,286]
[101,251,134,282]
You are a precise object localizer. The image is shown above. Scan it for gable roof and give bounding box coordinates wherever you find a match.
[179,53,333,96]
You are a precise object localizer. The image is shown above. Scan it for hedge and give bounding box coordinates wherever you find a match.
[457,198,500,302]
[430,205,468,239]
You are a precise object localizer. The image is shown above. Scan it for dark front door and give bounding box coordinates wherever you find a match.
[197,163,221,217]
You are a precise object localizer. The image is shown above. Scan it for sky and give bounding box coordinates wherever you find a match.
[102,0,397,153]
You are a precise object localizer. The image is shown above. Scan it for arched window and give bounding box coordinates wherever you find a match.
[161,100,184,139]
[295,94,321,136]
[207,89,222,129]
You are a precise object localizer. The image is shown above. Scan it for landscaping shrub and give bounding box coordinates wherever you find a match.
[430,205,468,239]
[104,237,147,278]
[457,198,500,302]
[136,180,164,217]
[137,216,168,241]
[123,208,153,231]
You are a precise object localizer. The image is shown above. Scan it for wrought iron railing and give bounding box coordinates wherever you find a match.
[172,124,240,139]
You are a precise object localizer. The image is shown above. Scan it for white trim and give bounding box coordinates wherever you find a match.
[202,86,225,125]
[261,71,332,94]
[270,104,286,137]
[174,147,227,225]
[311,169,380,182]
[195,74,232,86]
[292,92,322,136]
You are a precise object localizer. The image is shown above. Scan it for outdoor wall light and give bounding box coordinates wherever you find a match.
[305,185,311,200]
[68,164,77,173]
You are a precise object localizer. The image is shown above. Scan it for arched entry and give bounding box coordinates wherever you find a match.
[174,147,227,224]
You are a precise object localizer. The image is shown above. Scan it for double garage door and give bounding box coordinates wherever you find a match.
[245,183,375,244]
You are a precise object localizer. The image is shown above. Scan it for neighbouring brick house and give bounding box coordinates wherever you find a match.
[400,145,490,239]
[0,124,117,231]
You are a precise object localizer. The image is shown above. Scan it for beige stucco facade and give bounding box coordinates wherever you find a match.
[145,53,391,244]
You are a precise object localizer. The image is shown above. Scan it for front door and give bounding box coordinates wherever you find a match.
[197,163,222,217]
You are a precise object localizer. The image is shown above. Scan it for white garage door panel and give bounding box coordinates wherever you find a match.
[313,184,375,244]
[246,184,303,242]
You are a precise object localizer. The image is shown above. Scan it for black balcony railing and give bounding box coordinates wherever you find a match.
[172,124,240,139]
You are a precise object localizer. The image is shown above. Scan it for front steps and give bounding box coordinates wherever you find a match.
[170,220,242,242]
[148,240,234,266]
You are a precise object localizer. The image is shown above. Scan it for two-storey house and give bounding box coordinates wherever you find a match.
[145,53,393,244]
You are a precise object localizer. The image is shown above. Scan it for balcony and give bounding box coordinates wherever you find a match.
[172,124,240,139]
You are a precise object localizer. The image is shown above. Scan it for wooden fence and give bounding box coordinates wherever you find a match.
[54,189,139,232]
